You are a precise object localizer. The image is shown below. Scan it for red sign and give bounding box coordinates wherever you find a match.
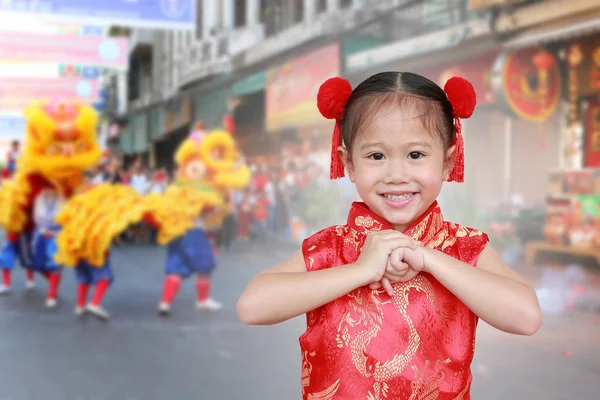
[493,47,561,123]
[585,101,600,167]
[421,53,497,106]
[266,42,340,132]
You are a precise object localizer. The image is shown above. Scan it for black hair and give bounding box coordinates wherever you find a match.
[340,72,454,153]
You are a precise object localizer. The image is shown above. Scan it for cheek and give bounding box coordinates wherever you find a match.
[352,161,382,188]
[413,159,447,190]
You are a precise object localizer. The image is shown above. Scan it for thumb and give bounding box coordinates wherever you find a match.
[369,281,383,290]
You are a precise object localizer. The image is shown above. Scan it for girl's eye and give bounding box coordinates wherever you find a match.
[368,153,385,161]
[408,152,423,160]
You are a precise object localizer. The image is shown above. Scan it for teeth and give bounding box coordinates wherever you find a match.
[384,193,413,201]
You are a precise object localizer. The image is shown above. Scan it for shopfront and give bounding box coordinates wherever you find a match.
[265,41,341,169]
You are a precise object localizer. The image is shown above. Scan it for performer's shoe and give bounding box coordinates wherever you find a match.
[25,280,35,290]
[0,284,11,295]
[74,306,86,317]
[158,302,171,316]
[196,298,222,311]
[45,298,57,309]
[86,304,109,320]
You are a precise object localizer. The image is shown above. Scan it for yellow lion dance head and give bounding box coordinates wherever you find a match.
[21,100,101,180]
[174,121,250,192]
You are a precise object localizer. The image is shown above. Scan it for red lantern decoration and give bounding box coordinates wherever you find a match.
[222,115,235,134]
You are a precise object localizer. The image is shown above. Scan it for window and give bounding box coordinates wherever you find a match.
[234,0,247,27]
[293,0,304,22]
[316,0,326,13]
[260,0,277,36]
[196,0,203,39]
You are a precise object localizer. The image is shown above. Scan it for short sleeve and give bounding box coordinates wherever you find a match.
[456,228,489,266]
[301,226,338,272]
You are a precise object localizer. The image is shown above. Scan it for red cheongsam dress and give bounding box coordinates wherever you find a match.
[300,201,489,400]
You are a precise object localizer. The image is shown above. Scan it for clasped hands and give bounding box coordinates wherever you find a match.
[356,230,426,296]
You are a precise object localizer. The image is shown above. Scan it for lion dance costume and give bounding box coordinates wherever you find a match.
[0,100,113,315]
[53,120,250,317]
[144,122,251,315]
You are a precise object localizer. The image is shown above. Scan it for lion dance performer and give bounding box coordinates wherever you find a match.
[54,120,250,317]
[0,101,104,309]
[145,121,250,316]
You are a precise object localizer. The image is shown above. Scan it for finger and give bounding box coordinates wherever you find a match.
[372,230,421,248]
[384,237,418,250]
[381,277,394,296]
[389,261,409,275]
[378,230,416,241]
[369,281,383,290]
[383,268,408,282]
[385,267,404,280]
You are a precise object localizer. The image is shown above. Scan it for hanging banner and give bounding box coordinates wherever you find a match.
[0,1,195,30]
[266,42,340,132]
[492,47,561,122]
[0,31,128,69]
[0,77,99,113]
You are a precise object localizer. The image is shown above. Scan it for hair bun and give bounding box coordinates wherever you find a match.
[317,77,352,120]
[443,77,476,119]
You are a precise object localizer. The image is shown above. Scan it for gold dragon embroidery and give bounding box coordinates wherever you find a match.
[336,275,439,400]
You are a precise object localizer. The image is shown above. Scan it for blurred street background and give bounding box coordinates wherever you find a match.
[1,0,600,399]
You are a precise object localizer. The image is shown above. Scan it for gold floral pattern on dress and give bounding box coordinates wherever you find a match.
[408,359,449,400]
[355,215,384,234]
[302,350,341,400]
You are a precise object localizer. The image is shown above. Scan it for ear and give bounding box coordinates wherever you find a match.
[338,146,355,182]
[443,144,456,181]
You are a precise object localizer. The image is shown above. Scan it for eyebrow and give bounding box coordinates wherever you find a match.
[359,140,432,151]
[359,142,384,150]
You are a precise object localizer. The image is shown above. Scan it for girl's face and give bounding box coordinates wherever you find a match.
[340,105,455,232]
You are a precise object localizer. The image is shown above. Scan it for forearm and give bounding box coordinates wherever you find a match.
[237,263,368,326]
[423,248,541,335]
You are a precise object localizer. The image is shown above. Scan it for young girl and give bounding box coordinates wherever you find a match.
[237,72,542,399]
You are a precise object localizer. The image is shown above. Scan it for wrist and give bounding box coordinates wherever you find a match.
[346,261,375,288]
[421,247,440,275]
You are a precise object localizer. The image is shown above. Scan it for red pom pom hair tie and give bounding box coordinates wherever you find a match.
[317,77,353,179]
[443,77,477,183]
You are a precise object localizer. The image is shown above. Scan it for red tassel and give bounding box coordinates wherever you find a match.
[448,120,464,183]
[330,121,345,179]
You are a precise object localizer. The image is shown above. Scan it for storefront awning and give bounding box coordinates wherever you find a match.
[504,13,600,49]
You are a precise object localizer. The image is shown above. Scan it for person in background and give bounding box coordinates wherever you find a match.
[1,140,20,179]
[237,188,253,241]
[216,189,237,251]
[129,159,150,243]
[149,169,168,194]
[107,156,124,184]
[252,189,269,242]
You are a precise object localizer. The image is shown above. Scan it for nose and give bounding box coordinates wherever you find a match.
[384,158,410,184]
